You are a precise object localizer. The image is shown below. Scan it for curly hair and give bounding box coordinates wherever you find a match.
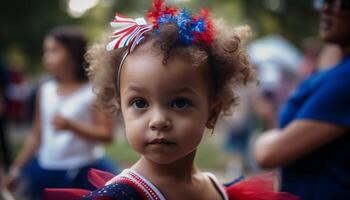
[86,19,256,118]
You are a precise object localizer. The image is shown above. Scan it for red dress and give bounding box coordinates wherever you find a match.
[44,168,298,200]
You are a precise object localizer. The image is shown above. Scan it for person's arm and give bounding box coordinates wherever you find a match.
[253,119,346,169]
[254,72,350,169]
[52,105,115,143]
[3,91,42,189]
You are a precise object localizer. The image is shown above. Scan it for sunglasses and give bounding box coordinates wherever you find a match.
[314,0,350,12]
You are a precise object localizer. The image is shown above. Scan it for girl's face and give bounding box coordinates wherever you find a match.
[120,44,212,164]
[43,37,74,77]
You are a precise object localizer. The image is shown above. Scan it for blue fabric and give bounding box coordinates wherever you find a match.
[278,56,350,200]
[21,157,118,200]
[80,182,143,200]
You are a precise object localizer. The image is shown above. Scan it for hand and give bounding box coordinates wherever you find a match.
[52,114,71,131]
[2,174,18,191]
[2,166,20,190]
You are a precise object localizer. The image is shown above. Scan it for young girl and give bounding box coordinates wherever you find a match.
[45,1,298,199]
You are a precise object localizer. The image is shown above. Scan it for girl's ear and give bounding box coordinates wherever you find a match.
[206,101,222,129]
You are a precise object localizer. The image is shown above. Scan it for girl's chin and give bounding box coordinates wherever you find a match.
[147,156,181,165]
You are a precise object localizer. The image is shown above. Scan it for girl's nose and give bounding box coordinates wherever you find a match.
[149,112,172,131]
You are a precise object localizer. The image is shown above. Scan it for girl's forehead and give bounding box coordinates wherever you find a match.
[120,50,209,95]
[123,51,195,80]
[123,42,195,72]
[135,41,192,59]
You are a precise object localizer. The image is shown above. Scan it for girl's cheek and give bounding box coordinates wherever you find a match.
[125,123,145,152]
[120,103,132,119]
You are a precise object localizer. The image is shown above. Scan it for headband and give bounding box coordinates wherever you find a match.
[106,0,214,91]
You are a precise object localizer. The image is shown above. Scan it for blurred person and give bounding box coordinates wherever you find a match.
[2,27,118,200]
[317,43,342,70]
[6,62,29,124]
[253,0,350,199]
[253,90,279,131]
[223,88,257,177]
[296,37,323,81]
[0,59,11,171]
[255,61,299,127]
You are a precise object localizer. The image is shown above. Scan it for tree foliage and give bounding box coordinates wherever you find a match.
[0,0,319,74]
[0,0,83,71]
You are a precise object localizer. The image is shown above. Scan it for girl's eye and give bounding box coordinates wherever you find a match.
[131,98,149,109]
[171,98,191,109]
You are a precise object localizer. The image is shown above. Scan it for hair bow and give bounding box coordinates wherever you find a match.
[106,13,153,53]
[106,0,214,53]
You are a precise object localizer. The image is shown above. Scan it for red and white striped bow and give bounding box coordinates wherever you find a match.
[106,13,153,53]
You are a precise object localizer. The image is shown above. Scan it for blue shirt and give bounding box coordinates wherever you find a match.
[279,56,350,200]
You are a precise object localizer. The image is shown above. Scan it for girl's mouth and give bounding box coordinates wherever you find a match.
[148,138,176,145]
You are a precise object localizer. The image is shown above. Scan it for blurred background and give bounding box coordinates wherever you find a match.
[0,0,332,198]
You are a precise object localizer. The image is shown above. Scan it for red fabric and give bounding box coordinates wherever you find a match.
[88,168,115,188]
[43,188,90,200]
[43,168,113,200]
[226,173,299,200]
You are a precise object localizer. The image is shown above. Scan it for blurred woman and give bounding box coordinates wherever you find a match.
[3,27,117,200]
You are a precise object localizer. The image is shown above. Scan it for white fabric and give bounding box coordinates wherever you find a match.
[203,172,229,200]
[38,80,104,169]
